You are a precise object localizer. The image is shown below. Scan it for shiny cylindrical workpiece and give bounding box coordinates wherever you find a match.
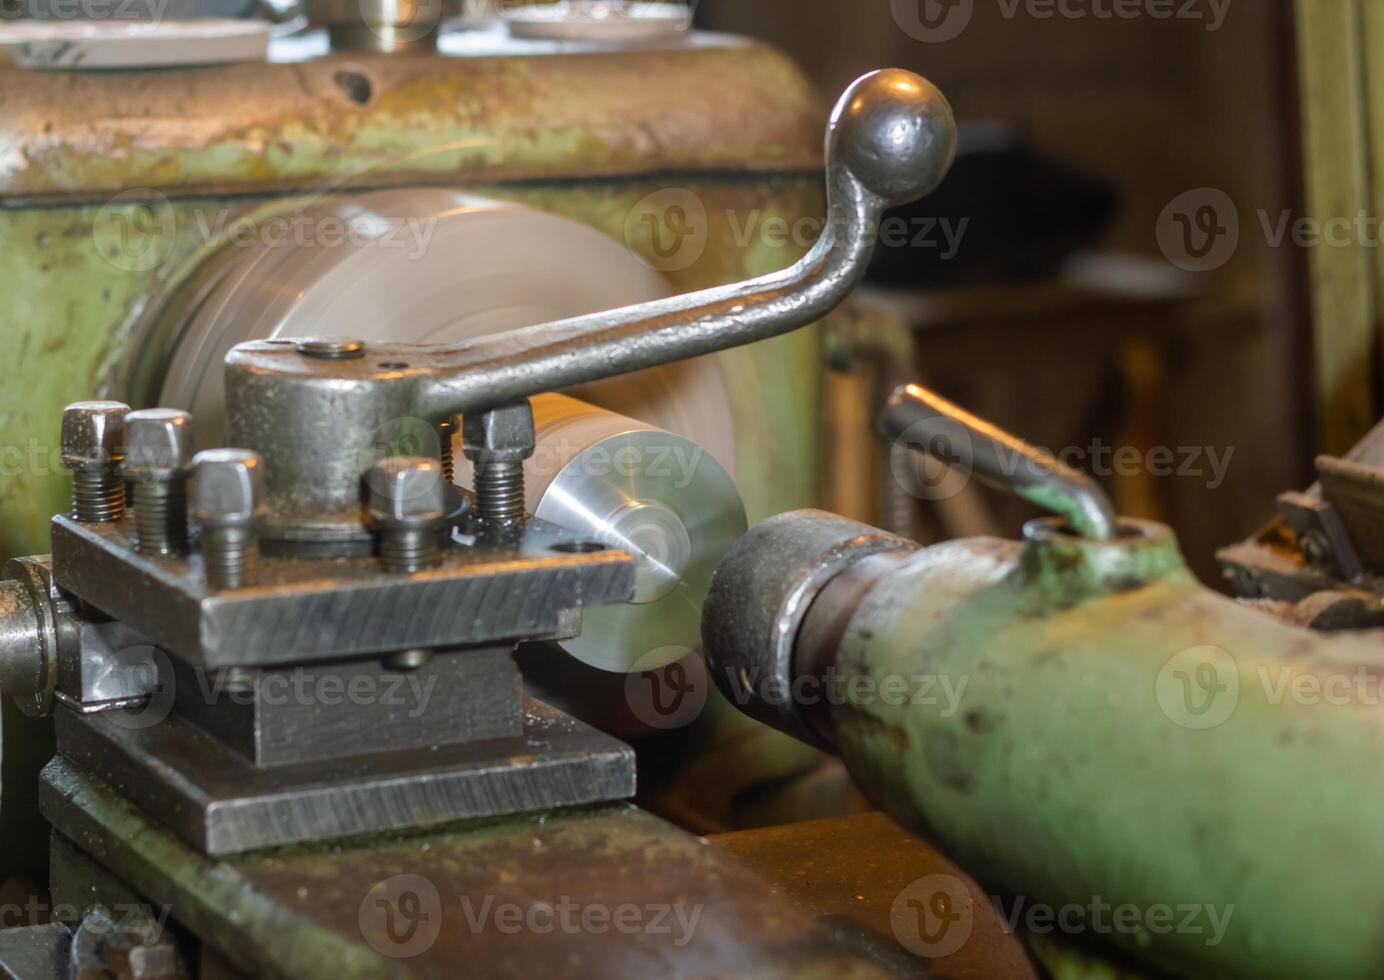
[462,394,745,672]
[703,509,1384,980]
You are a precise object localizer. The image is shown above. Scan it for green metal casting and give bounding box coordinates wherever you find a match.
[0,37,831,886]
[828,518,1384,978]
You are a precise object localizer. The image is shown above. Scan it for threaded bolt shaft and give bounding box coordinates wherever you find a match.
[62,400,129,523]
[191,448,265,591]
[438,417,456,484]
[132,480,188,555]
[202,526,259,590]
[379,527,439,574]
[72,469,125,523]
[474,459,525,525]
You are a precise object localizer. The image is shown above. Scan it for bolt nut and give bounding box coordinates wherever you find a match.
[366,457,446,527]
[295,337,366,360]
[123,409,194,481]
[462,402,536,463]
[61,401,129,472]
[191,449,266,527]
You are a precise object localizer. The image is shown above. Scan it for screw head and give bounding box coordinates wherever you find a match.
[295,337,366,360]
[191,449,266,527]
[462,402,536,463]
[123,409,194,481]
[61,401,130,472]
[366,457,446,526]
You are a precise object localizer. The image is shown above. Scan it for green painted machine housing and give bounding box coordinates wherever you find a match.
[0,31,833,885]
[0,35,830,560]
[831,518,1384,979]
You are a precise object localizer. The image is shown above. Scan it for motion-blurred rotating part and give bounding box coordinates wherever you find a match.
[460,394,746,673]
[148,187,737,507]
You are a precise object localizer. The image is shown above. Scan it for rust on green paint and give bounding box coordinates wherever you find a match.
[0,42,823,203]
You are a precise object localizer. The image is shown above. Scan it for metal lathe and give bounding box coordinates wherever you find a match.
[1,5,1382,980]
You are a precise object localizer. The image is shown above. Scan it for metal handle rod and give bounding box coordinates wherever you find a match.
[881,383,1119,540]
[414,70,956,416]
[226,69,957,419]
[221,70,957,543]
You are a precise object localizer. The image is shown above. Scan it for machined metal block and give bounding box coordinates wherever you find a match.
[53,699,635,855]
[0,923,69,980]
[50,514,634,668]
[56,621,160,713]
[168,648,522,767]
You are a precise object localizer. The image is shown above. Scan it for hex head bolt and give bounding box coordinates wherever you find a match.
[123,409,195,555]
[61,401,130,523]
[191,449,267,590]
[367,457,446,573]
[463,402,536,526]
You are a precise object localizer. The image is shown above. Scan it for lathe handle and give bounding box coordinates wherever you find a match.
[226,68,958,418]
[881,382,1119,540]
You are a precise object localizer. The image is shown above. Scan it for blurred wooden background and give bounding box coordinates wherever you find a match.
[703,0,1308,581]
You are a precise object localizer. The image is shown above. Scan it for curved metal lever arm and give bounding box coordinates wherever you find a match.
[227,69,956,419]
[222,70,956,543]
[417,68,955,416]
[882,383,1119,540]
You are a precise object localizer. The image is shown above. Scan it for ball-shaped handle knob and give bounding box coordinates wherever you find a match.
[828,68,957,209]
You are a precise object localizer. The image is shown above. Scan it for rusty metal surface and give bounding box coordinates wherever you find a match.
[0,40,823,204]
[708,811,1040,980]
[42,758,908,980]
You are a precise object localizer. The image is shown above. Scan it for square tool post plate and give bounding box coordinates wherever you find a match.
[49,514,636,668]
[54,697,636,855]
